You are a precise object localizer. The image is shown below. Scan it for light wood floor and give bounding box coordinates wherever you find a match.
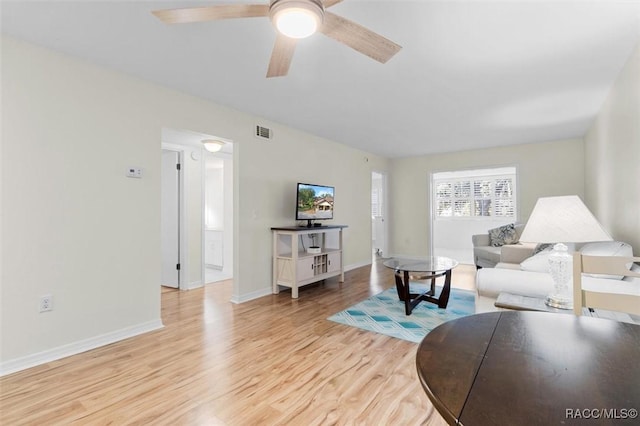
[0,258,477,425]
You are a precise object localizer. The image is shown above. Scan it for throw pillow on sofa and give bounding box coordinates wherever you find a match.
[489,223,519,247]
[533,243,553,255]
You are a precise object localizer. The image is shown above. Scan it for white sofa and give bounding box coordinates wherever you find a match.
[475,241,640,313]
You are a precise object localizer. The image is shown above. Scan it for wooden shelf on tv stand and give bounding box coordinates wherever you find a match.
[271,225,347,298]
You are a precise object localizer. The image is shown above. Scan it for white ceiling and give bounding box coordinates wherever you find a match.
[2,0,639,158]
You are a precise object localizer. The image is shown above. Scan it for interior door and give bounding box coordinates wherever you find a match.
[161,150,180,288]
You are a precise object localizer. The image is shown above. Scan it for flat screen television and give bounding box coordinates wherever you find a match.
[296,183,334,227]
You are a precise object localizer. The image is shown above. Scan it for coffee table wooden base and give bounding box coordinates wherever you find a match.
[394,269,452,315]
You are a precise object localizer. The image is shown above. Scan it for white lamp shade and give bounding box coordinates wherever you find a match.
[519,195,612,243]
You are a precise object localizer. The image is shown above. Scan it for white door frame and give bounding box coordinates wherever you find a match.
[371,170,389,257]
[162,144,187,290]
[201,145,234,285]
[428,172,435,258]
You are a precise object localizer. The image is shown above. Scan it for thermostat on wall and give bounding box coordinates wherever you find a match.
[126,167,143,178]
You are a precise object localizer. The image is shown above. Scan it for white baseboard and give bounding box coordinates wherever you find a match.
[185,280,203,290]
[0,319,164,377]
[230,286,273,304]
[345,260,372,272]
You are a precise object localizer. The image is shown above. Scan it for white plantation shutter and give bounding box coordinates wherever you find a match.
[454,200,471,216]
[494,178,515,217]
[434,171,517,219]
[437,200,452,217]
[435,182,452,216]
[436,182,452,198]
[454,181,471,198]
[473,180,492,216]
[474,180,492,198]
[371,188,380,217]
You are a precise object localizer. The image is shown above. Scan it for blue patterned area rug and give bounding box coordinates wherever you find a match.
[328,285,476,343]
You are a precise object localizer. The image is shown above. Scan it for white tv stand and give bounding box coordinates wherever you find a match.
[271,225,347,298]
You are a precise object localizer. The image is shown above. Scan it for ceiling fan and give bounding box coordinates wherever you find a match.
[152,0,402,78]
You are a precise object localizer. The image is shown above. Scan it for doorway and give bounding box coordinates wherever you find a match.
[160,128,234,291]
[371,171,387,257]
[204,150,234,284]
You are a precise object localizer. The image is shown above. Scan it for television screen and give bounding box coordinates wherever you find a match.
[296,183,334,221]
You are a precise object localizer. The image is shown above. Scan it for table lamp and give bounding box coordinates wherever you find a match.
[519,195,612,309]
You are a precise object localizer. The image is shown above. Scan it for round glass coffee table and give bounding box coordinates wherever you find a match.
[383,257,459,315]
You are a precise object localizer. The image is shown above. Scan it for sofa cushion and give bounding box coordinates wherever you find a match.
[475,246,501,264]
[580,241,633,280]
[501,242,537,264]
[488,223,519,247]
[476,267,554,299]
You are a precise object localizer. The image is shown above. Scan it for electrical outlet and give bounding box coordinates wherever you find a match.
[40,295,53,312]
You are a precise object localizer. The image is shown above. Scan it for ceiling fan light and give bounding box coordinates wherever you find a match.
[271,0,323,39]
[202,139,224,153]
[275,8,318,38]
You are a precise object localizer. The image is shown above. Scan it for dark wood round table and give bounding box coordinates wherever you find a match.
[416,311,640,425]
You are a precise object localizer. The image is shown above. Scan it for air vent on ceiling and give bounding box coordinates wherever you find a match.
[255,125,273,141]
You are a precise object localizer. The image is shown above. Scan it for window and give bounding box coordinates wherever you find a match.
[371,172,384,217]
[433,168,517,220]
[371,188,381,217]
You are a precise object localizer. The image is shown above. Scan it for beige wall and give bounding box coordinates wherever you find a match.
[234,120,387,301]
[389,139,584,257]
[584,42,640,253]
[1,37,388,369]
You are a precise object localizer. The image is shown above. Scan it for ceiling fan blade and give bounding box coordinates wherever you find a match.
[266,34,297,78]
[323,0,344,8]
[152,4,269,24]
[319,11,401,64]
